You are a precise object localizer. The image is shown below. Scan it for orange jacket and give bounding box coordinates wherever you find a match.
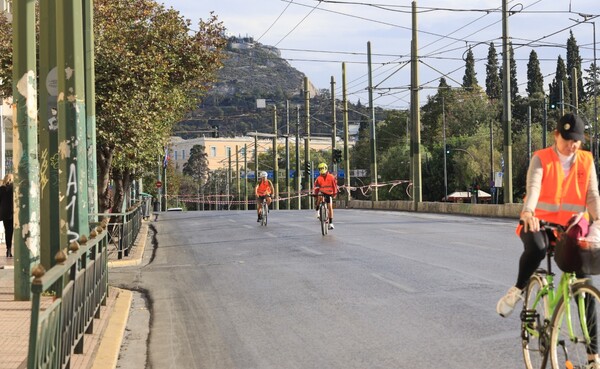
[527,147,592,226]
[314,173,338,196]
[256,180,273,196]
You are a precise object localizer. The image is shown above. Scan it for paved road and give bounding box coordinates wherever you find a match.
[110,208,546,369]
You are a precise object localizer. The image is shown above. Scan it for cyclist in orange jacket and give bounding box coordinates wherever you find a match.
[255,171,274,222]
[496,113,600,367]
[314,163,338,229]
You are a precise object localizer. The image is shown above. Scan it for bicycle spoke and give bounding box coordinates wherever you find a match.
[522,275,549,369]
[550,283,600,369]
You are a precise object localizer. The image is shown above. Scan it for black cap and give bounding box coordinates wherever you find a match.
[558,113,586,142]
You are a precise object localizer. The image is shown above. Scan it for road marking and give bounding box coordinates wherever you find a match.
[300,246,324,256]
[382,228,408,234]
[243,225,253,229]
[265,232,277,238]
[450,241,495,250]
[371,273,415,292]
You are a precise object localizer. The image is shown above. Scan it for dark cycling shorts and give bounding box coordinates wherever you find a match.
[319,194,333,203]
[256,195,270,204]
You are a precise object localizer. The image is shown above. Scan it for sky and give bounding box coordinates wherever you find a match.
[156,0,599,110]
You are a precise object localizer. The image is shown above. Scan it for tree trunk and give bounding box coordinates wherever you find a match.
[97,144,114,212]
[111,168,135,214]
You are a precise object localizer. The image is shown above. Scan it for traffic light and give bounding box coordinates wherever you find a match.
[304,162,311,175]
[332,148,343,163]
[445,144,451,155]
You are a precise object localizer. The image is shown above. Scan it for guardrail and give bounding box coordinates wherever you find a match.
[28,219,109,369]
[92,202,144,259]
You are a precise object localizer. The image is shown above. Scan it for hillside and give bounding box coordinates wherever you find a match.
[174,36,386,139]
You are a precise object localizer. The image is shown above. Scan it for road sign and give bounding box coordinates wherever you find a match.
[156,181,162,188]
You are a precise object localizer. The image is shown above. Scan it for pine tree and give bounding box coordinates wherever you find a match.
[485,42,501,99]
[526,50,544,97]
[566,30,584,104]
[462,47,478,90]
[583,62,600,99]
[498,43,519,100]
[549,55,570,108]
[183,144,210,184]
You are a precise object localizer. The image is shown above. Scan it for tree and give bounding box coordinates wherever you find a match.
[499,42,518,100]
[462,47,478,90]
[549,55,570,110]
[485,43,501,100]
[566,30,584,104]
[94,0,227,212]
[526,50,544,98]
[183,145,210,185]
[583,62,600,99]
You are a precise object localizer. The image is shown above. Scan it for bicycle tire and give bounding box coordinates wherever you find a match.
[522,275,550,369]
[320,203,328,235]
[262,202,268,226]
[549,281,600,369]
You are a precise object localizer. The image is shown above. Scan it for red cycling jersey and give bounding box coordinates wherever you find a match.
[314,173,338,196]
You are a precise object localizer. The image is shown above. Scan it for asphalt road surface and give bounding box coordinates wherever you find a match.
[110,208,557,369]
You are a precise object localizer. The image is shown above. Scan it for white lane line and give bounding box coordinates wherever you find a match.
[450,241,495,251]
[300,246,324,256]
[382,228,408,234]
[371,273,415,293]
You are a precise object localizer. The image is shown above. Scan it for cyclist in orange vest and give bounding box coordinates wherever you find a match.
[497,113,600,366]
[255,171,274,222]
[314,163,338,229]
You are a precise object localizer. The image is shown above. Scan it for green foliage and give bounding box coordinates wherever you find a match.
[183,145,210,184]
[566,30,584,105]
[462,48,478,89]
[526,50,544,97]
[485,43,501,100]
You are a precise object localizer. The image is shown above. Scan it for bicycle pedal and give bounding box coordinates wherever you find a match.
[520,309,538,323]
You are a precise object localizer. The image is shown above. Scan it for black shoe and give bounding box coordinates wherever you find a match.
[257,216,261,222]
[7,249,11,257]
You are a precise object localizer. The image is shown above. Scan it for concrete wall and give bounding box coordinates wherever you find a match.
[342,199,522,219]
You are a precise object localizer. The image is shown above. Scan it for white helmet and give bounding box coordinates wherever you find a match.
[259,171,268,178]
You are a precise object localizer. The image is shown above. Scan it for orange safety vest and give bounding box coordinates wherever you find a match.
[256,180,272,196]
[314,173,338,195]
[526,147,592,226]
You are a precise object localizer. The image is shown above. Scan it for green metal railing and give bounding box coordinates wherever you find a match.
[28,219,109,369]
[93,202,143,259]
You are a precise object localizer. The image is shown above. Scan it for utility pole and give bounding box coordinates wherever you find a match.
[411,1,422,204]
[342,63,351,202]
[244,144,248,211]
[543,96,548,147]
[367,41,378,201]
[295,106,301,209]
[331,76,337,171]
[572,67,579,114]
[304,77,312,209]
[502,0,513,203]
[272,106,279,210]
[285,100,290,210]
[236,145,240,210]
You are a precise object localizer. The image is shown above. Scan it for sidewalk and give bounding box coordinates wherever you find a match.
[0,220,150,369]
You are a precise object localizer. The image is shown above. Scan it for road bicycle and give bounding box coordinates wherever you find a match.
[260,196,269,227]
[520,220,600,369]
[314,192,329,235]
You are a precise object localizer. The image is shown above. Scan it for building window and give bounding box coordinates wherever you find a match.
[241,147,246,156]
[182,149,186,160]
[226,147,231,157]
[210,146,217,157]
[174,151,178,160]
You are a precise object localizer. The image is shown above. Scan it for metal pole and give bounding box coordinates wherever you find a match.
[543,97,548,148]
[527,106,532,165]
[502,0,513,203]
[273,106,279,210]
[285,100,290,210]
[304,77,312,209]
[84,0,97,218]
[295,106,301,209]
[490,118,494,203]
[593,22,598,164]
[572,67,578,114]
[367,41,378,201]
[236,145,240,210]
[559,80,565,117]
[13,0,39,300]
[331,76,337,170]
[244,144,248,211]
[411,1,422,204]
[342,62,351,202]
[443,97,448,201]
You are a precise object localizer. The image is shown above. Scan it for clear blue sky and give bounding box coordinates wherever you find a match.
[158,0,599,110]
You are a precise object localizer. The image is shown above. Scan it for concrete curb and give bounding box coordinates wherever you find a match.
[91,289,133,369]
[107,222,149,268]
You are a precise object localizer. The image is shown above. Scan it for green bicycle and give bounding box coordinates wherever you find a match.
[521,221,600,369]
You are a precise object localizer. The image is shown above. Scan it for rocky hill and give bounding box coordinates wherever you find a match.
[174,36,381,139]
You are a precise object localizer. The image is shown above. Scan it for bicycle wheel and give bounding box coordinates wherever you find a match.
[522,275,550,369]
[549,281,600,369]
[262,202,268,226]
[320,204,328,235]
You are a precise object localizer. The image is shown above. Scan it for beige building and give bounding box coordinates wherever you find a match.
[169,135,342,172]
